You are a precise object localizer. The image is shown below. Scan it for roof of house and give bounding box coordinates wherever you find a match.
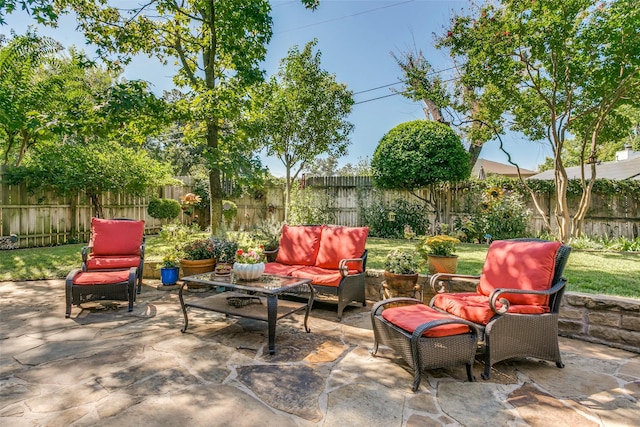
[472,158,537,179]
[528,156,640,180]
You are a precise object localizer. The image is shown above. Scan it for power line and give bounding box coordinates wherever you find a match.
[275,0,415,34]
[353,65,458,95]
[354,76,458,105]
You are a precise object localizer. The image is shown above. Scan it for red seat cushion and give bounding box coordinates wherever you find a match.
[289,266,360,287]
[314,226,369,271]
[90,218,145,257]
[432,293,549,325]
[85,256,141,270]
[72,270,132,285]
[478,240,562,306]
[381,303,471,338]
[263,262,303,277]
[275,225,323,266]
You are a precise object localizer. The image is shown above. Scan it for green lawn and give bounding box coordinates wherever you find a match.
[1,236,638,299]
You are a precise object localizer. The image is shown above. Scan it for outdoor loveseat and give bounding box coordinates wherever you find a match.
[263,224,369,320]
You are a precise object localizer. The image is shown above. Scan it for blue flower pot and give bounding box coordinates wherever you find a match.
[160,267,179,286]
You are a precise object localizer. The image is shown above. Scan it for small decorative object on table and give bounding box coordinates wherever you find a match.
[233,247,265,281]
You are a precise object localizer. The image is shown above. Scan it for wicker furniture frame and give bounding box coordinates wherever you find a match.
[429,239,572,379]
[311,250,368,321]
[65,267,137,318]
[371,297,479,392]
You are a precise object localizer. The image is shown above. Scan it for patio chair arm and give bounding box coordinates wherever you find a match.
[488,277,568,314]
[338,257,364,277]
[430,273,480,294]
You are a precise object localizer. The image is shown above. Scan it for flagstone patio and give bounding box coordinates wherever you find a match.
[1,279,638,426]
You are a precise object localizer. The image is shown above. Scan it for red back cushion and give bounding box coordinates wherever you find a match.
[275,225,323,266]
[314,226,369,271]
[91,218,145,256]
[478,240,562,306]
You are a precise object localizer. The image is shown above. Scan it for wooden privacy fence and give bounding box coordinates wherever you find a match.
[1,170,638,249]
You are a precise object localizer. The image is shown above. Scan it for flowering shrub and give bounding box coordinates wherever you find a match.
[180,238,215,260]
[384,250,421,274]
[235,247,264,264]
[160,252,180,268]
[418,235,460,257]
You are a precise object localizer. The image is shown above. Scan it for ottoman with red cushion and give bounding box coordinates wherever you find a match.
[65,267,137,318]
[371,298,479,392]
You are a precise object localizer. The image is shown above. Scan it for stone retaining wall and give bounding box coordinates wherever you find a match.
[142,264,639,353]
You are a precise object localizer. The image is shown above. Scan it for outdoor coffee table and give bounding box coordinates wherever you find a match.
[178,273,314,354]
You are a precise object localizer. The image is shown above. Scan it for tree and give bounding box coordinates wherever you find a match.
[393,50,493,169]
[0,0,58,24]
[0,31,62,166]
[6,140,174,218]
[56,0,318,234]
[439,0,640,241]
[251,40,354,221]
[371,120,470,220]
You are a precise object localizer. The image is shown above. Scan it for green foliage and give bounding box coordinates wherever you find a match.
[360,194,431,239]
[180,238,215,261]
[250,218,283,251]
[250,39,354,220]
[439,0,640,240]
[371,121,470,192]
[147,198,181,220]
[211,237,239,263]
[383,249,421,275]
[6,140,174,217]
[221,200,238,227]
[288,182,336,226]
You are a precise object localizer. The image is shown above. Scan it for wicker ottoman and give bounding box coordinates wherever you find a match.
[65,267,137,318]
[371,297,479,391]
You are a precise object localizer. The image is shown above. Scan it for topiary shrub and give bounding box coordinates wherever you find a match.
[147,198,182,220]
[371,120,470,192]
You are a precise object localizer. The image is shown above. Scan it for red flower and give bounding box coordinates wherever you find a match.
[236,249,244,256]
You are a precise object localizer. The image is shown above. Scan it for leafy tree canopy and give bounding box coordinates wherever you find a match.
[371,120,470,193]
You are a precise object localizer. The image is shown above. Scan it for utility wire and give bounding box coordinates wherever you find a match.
[275,0,415,34]
[354,76,458,105]
[353,65,458,95]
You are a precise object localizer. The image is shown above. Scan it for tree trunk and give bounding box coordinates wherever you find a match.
[422,98,444,123]
[90,193,103,219]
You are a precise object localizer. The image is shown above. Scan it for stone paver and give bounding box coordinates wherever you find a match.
[1,279,639,426]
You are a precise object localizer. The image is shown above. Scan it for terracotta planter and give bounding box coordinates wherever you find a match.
[427,255,458,275]
[384,271,419,293]
[180,258,215,277]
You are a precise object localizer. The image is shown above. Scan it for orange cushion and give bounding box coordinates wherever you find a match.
[90,218,145,256]
[86,256,141,270]
[263,262,303,277]
[432,293,549,325]
[381,303,471,338]
[275,225,323,266]
[289,266,360,287]
[314,226,369,271]
[72,270,132,285]
[478,240,562,306]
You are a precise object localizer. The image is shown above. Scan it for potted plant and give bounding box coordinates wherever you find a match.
[383,249,422,297]
[251,219,282,262]
[180,238,216,277]
[212,238,239,275]
[159,252,180,286]
[233,246,265,281]
[417,235,460,274]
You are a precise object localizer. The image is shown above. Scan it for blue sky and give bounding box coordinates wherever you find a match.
[3,0,553,176]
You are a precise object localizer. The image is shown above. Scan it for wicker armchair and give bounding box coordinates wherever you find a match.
[429,238,571,379]
[82,218,145,294]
